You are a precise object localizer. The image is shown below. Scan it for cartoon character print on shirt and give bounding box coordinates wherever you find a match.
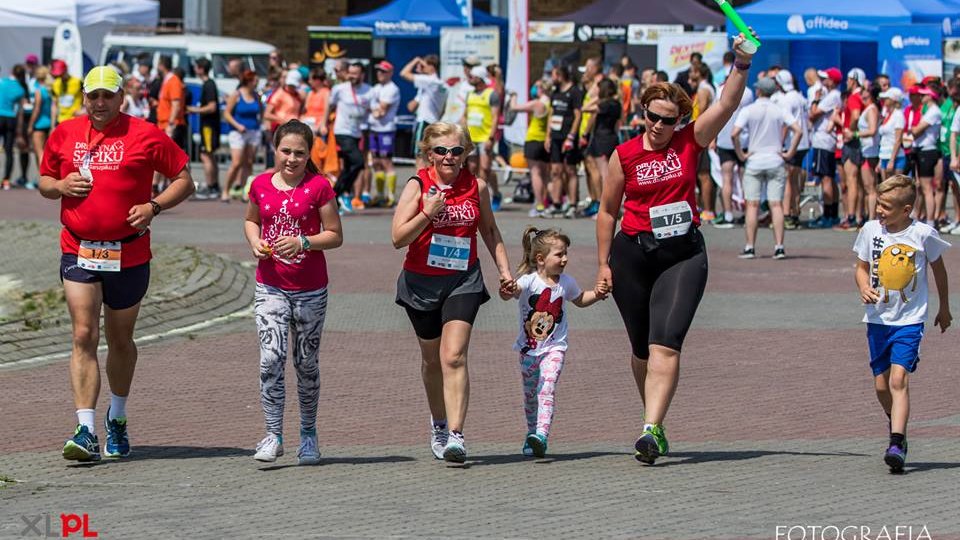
[262,192,314,265]
[635,148,682,186]
[876,243,918,303]
[523,289,564,352]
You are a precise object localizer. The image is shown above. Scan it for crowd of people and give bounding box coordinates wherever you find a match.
[21,26,954,474]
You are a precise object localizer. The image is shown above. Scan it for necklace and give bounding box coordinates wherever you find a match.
[272,172,304,206]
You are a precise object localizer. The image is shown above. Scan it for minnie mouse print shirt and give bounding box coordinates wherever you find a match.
[513,273,582,356]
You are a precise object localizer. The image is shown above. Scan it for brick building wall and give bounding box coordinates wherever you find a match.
[221,0,347,62]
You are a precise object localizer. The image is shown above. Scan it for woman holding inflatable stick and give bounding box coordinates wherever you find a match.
[594,28,758,465]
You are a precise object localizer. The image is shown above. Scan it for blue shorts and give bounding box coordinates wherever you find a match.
[368,131,395,158]
[880,156,907,173]
[60,254,150,310]
[866,323,923,376]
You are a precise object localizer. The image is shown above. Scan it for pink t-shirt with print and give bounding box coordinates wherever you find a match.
[249,171,336,291]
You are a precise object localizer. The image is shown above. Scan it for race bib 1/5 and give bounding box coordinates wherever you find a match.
[649,201,693,239]
[427,234,471,271]
[77,241,121,272]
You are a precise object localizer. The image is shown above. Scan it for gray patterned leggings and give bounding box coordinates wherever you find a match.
[254,283,328,435]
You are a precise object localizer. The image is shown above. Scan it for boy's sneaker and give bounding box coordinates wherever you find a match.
[430,423,448,460]
[738,247,756,259]
[62,425,101,462]
[884,443,907,473]
[711,216,735,229]
[634,424,669,465]
[526,433,548,458]
[773,247,787,260]
[103,408,130,458]
[522,434,535,457]
[254,433,284,462]
[297,432,321,466]
[442,431,467,463]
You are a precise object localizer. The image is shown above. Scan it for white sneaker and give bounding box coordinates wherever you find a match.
[430,422,448,460]
[297,433,321,466]
[254,433,283,462]
[939,222,959,234]
[951,225,960,236]
[442,431,466,463]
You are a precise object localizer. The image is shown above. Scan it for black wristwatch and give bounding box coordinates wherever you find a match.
[149,200,162,216]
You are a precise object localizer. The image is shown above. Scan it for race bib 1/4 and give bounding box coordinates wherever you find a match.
[427,234,471,271]
[77,241,121,272]
[649,201,693,240]
[548,115,564,132]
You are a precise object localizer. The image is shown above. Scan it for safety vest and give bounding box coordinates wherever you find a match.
[466,88,495,144]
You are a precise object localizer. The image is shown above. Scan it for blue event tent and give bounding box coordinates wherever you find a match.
[728,0,960,92]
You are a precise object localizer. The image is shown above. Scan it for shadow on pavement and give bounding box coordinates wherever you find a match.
[258,455,416,471]
[458,451,624,468]
[126,446,251,460]
[904,461,960,474]
[657,449,869,467]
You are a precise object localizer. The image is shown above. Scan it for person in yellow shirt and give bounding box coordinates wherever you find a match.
[50,60,83,126]
[510,79,552,217]
[463,65,502,210]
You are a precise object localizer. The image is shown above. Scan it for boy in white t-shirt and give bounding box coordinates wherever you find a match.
[853,175,952,473]
[509,227,608,458]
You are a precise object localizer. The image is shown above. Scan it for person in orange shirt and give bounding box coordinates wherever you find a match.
[303,68,338,177]
[264,70,304,135]
[156,55,187,150]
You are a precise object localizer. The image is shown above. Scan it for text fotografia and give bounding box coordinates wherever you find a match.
[775,525,933,540]
[20,514,98,538]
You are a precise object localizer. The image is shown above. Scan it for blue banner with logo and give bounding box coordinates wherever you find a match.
[878,24,943,91]
[730,0,912,42]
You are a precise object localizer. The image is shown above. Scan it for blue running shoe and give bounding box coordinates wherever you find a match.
[62,425,101,462]
[583,200,600,217]
[491,193,502,212]
[526,433,547,458]
[339,195,354,213]
[884,444,906,473]
[103,408,130,458]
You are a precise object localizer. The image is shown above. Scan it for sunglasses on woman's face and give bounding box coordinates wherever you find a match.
[645,109,679,126]
[433,145,466,157]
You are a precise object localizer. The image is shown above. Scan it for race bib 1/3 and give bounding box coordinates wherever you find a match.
[548,115,564,132]
[649,201,693,239]
[77,241,121,272]
[427,234,471,271]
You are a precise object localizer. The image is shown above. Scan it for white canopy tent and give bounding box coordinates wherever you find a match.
[0,0,159,75]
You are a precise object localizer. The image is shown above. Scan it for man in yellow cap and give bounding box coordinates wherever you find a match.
[37,65,195,462]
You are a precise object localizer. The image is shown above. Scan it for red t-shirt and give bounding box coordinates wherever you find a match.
[617,124,703,235]
[249,171,336,291]
[41,114,189,268]
[843,92,863,129]
[404,167,481,276]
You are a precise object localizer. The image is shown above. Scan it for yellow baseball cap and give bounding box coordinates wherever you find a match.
[83,66,123,93]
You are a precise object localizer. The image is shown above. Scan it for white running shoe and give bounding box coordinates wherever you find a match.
[430,423,448,460]
[297,433,321,466]
[443,431,466,463]
[254,433,284,462]
[939,222,959,234]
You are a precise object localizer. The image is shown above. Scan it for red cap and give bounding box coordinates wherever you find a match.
[374,60,394,72]
[817,67,842,85]
[921,75,940,86]
[910,85,938,98]
[50,59,67,76]
[24,54,39,65]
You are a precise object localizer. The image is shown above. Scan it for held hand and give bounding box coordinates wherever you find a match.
[596,265,613,299]
[732,29,758,62]
[127,204,155,230]
[273,236,303,259]
[594,279,610,299]
[498,275,517,300]
[859,286,881,304]
[935,309,952,332]
[252,239,272,260]
[422,190,446,218]
[59,172,92,198]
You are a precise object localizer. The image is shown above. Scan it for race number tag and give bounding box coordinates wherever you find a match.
[649,201,693,239]
[548,115,563,132]
[77,241,121,272]
[427,234,471,271]
[467,111,485,128]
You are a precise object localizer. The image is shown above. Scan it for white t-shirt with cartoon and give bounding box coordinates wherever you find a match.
[514,273,582,356]
[854,220,951,325]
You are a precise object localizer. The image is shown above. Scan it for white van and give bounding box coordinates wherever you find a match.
[100,34,276,96]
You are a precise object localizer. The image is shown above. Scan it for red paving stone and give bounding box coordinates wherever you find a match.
[4,328,958,453]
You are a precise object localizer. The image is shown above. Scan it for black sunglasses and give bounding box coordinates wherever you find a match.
[433,145,466,156]
[645,109,679,126]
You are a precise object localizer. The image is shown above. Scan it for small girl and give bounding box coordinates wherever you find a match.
[243,120,343,465]
[509,227,608,457]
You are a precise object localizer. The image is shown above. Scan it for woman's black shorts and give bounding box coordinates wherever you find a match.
[609,229,708,359]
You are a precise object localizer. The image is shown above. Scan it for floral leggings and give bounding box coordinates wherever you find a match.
[519,350,566,437]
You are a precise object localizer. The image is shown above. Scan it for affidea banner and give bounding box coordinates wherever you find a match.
[878,24,942,91]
